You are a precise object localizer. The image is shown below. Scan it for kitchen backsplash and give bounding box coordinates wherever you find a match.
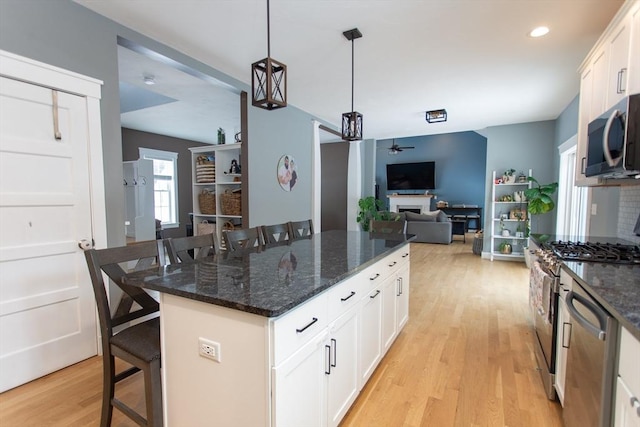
[617,185,640,244]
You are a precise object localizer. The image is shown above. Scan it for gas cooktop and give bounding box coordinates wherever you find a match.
[546,240,640,265]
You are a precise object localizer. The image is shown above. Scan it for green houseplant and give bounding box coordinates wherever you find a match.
[524,177,558,234]
[357,196,398,231]
[523,176,558,267]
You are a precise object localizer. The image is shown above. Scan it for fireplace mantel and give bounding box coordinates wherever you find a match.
[387,194,433,214]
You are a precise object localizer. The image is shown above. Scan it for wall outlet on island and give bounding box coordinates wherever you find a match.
[199,337,221,363]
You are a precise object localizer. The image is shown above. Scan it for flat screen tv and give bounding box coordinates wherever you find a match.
[386,161,435,190]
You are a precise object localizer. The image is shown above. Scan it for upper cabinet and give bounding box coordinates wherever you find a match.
[575,1,640,186]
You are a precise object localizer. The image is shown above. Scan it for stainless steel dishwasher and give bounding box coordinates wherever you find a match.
[562,280,617,427]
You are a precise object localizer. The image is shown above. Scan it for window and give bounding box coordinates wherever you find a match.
[139,148,179,229]
[556,137,588,238]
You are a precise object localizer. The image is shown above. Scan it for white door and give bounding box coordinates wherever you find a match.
[327,307,360,427]
[0,76,97,392]
[272,330,328,427]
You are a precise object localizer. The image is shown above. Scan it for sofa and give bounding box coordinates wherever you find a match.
[402,210,452,244]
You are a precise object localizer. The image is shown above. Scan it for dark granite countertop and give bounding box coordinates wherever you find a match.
[123,230,414,318]
[562,261,640,341]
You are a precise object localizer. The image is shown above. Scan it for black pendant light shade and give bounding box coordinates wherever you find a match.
[342,28,363,141]
[252,0,287,110]
[342,111,363,141]
[426,109,447,123]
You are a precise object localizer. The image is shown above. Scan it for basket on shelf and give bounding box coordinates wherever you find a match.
[220,189,241,216]
[196,155,215,183]
[198,189,216,214]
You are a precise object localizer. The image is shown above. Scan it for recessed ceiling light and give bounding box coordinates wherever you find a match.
[529,26,550,38]
[143,75,156,85]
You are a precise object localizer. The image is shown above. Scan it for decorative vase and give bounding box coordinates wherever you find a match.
[501,229,510,237]
[500,244,512,254]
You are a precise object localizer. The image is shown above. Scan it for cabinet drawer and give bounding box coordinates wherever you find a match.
[272,293,328,366]
[327,275,365,321]
[619,327,640,398]
[387,245,410,269]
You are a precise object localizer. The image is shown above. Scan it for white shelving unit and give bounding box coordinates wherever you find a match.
[189,144,242,244]
[490,169,532,261]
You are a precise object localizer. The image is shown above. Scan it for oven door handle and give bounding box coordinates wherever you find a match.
[566,291,607,341]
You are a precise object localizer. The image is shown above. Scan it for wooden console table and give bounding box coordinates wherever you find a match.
[387,194,434,214]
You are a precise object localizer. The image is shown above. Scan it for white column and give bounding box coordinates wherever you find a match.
[347,140,362,231]
[311,120,321,232]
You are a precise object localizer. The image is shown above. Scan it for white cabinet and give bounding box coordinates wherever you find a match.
[326,307,360,427]
[575,1,640,186]
[396,263,410,330]
[273,244,411,427]
[554,269,572,406]
[489,170,531,261]
[359,284,383,387]
[576,67,600,186]
[272,331,328,427]
[607,17,632,107]
[189,144,243,243]
[381,274,398,353]
[614,327,640,427]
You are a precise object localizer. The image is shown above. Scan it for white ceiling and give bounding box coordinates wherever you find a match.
[75,0,624,142]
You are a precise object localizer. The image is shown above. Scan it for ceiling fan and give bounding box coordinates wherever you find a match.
[386,140,414,155]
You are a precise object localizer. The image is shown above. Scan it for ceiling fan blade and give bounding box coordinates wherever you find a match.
[400,146,415,149]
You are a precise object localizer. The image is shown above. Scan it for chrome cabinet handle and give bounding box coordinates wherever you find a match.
[340,291,356,302]
[617,68,627,94]
[401,252,409,258]
[369,290,381,299]
[388,261,397,267]
[296,317,318,334]
[369,273,380,281]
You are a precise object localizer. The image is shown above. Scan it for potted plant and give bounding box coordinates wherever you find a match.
[525,177,558,233]
[523,176,558,267]
[498,241,512,254]
[356,196,399,231]
[499,218,510,236]
[502,168,516,183]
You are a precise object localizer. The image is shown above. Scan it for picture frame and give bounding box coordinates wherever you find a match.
[510,208,527,221]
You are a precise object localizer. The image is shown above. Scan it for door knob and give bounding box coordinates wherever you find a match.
[78,239,93,250]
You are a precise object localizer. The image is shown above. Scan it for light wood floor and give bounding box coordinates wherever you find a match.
[0,236,563,426]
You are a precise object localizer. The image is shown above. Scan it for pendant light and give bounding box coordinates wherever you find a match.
[252,0,287,110]
[341,28,363,141]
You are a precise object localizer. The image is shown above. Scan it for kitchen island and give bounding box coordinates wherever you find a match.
[124,230,413,427]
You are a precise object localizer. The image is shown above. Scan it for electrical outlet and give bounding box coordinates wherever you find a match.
[198,337,221,362]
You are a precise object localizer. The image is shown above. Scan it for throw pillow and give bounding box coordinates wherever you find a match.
[405,211,435,222]
[436,210,449,222]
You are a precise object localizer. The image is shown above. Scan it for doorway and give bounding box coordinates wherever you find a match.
[321,141,349,230]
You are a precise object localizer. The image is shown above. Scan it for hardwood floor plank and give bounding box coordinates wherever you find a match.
[0,236,563,426]
[341,239,563,427]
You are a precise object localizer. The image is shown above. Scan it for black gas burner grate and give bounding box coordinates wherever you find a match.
[548,241,640,264]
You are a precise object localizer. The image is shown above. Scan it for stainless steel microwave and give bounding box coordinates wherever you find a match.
[585,94,640,179]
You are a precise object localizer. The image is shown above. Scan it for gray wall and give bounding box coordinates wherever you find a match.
[247,107,317,227]
[483,120,557,248]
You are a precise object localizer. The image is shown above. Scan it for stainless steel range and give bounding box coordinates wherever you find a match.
[547,240,640,264]
[530,237,639,427]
